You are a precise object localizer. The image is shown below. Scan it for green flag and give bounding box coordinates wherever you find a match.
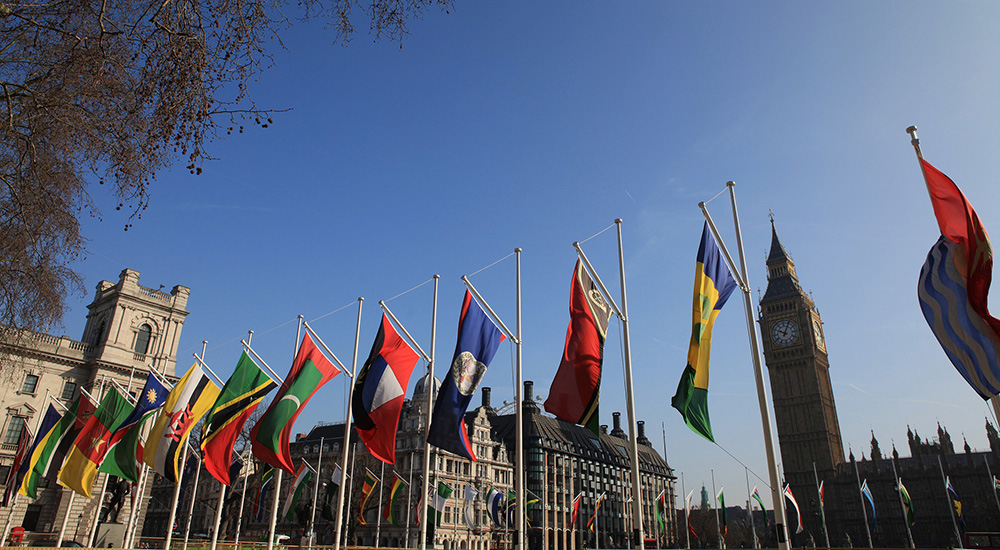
[899,480,915,528]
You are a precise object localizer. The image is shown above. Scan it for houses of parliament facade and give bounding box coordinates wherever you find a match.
[760,220,1000,548]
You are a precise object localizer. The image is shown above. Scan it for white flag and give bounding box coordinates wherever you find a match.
[464,484,478,528]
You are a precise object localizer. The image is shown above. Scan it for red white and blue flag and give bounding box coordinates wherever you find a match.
[918,158,1000,399]
[353,314,420,464]
[427,290,505,460]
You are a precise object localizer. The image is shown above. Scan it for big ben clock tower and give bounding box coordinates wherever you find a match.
[759,217,844,534]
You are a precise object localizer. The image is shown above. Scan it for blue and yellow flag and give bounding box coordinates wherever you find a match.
[671,222,738,442]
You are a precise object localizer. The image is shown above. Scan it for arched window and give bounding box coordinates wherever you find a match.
[134,323,152,354]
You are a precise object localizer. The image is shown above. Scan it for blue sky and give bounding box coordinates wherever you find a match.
[62,2,1000,507]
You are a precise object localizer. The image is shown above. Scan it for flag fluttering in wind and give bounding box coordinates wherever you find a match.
[947,477,965,530]
[672,223,738,442]
[144,363,220,483]
[252,333,340,473]
[2,422,32,506]
[21,394,95,498]
[354,314,420,464]
[544,260,613,436]
[357,469,380,525]
[281,461,313,521]
[899,480,915,528]
[487,488,505,526]
[861,479,876,531]
[783,484,804,534]
[322,465,345,520]
[717,487,727,536]
[685,490,699,541]
[16,405,58,498]
[751,486,768,527]
[917,158,1000,399]
[571,492,583,527]
[101,374,167,482]
[59,386,132,497]
[587,492,607,532]
[463,484,478,528]
[383,473,408,525]
[655,490,667,531]
[819,480,825,508]
[429,481,453,526]
[254,465,274,521]
[202,352,277,485]
[428,291,504,460]
[994,475,1000,491]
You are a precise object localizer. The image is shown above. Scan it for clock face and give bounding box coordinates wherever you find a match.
[771,319,799,347]
[813,319,826,351]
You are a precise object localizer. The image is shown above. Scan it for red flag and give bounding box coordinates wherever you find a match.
[922,159,1000,334]
[570,492,582,526]
[545,261,612,435]
[353,314,420,464]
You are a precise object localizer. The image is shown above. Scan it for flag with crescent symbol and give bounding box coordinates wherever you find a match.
[251,332,341,473]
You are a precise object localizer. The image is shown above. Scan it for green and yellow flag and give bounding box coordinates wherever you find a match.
[671,222,738,442]
[58,387,132,497]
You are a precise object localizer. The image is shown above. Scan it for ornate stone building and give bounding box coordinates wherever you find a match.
[0,268,189,545]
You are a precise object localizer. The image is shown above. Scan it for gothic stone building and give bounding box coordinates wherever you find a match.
[0,268,188,546]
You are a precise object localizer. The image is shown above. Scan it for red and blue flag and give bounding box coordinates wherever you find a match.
[353,313,420,464]
[918,158,1000,399]
[427,290,504,460]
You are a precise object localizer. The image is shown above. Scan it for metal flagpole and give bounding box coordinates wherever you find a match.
[182,450,202,550]
[376,462,385,548]
[406,452,414,548]
[267,316,304,550]
[986,457,1000,516]
[309,436,325,548]
[87,473,111,547]
[209,473,226,550]
[813,463,830,548]
[938,456,962,548]
[164,447,187,550]
[57,490,76,546]
[344,443,357,548]
[373,280,437,550]
[699,184,790,550]
[234,449,252,548]
[332,299,365,550]
[853,460,872,548]
[711,472,721,550]
[460,249,523,550]
[745,468,758,550]
[891,457,914,548]
[682,476,689,550]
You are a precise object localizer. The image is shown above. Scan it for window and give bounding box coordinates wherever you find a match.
[22,504,41,531]
[21,374,38,394]
[0,466,9,484]
[61,380,77,400]
[3,416,26,444]
[134,323,152,354]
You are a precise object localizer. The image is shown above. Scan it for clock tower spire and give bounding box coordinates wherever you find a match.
[759,218,844,536]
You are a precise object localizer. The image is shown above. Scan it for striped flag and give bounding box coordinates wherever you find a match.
[672,222,738,442]
[655,490,667,530]
[783,484,804,534]
[20,393,95,498]
[899,480,914,528]
[202,352,277,485]
[917,158,1000,398]
[144,363,221,482]
[487,488,505,526]
[254,465,274,521]
[383,473,408,525]
[587,492,606,532]
[15,405,58,498]
[357,469,380,525]
[281,461,313,521]
[58,387,132,497]
[463,484,478,528]
[861,479,876,530]
[2,422,32,506]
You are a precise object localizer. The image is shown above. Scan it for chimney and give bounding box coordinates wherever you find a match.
[601,425,609,435]
[637,421,651,446]
[523,381,533,402]
[482,387,492,409]
[611,412,626,438]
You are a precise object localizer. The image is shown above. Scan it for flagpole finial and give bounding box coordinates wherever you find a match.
[726,181,736,188]
[358,297,364,302]
[433,274,440,280]
[514,248,521,253]
[906,126,923,159]
[614,218,623,225]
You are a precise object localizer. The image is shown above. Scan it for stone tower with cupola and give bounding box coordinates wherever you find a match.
[758,218,844,538]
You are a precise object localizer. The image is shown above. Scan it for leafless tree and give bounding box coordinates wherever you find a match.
[0,0,449,335]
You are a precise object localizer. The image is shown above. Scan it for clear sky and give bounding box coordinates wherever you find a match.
[60,1,1000,508]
